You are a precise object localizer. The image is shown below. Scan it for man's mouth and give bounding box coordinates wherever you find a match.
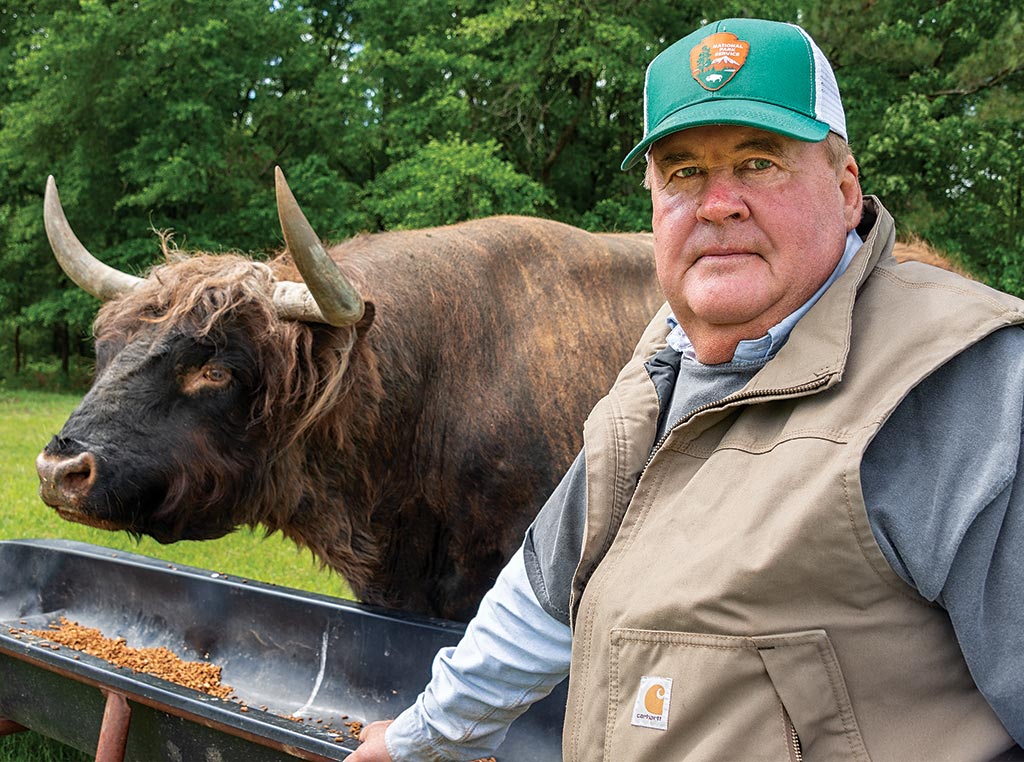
[695,249,758,266]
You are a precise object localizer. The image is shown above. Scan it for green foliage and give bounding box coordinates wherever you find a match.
[366,137,553,228]
[814,1,1024,291]
[1,0,1023,377]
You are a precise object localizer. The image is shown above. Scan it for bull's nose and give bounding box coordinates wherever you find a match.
[36,450,98,508]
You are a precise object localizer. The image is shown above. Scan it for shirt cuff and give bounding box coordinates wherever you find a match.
[383,546,571,760]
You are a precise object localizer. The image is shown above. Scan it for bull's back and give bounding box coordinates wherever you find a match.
[345,217,662,579]
[332,215,661,351]
[346,216,662,423]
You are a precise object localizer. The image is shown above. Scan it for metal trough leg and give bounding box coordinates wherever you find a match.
[94,690,131,762]
[0,718,26,736]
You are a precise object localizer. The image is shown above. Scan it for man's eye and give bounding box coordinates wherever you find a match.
[674,166,701,179]
[749,158,774,170]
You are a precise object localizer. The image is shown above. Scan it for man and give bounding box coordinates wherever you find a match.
[352,17,1024,761]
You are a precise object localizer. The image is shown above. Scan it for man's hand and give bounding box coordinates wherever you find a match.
[348,719,393,761]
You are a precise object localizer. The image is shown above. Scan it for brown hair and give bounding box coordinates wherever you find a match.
[823,131,853,173]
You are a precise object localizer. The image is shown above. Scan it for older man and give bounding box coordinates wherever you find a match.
[352,18,1024,761]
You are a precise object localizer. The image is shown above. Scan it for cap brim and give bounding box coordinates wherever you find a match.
[620,99,831,170]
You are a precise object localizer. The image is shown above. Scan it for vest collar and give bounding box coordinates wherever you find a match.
[740,196,894,396]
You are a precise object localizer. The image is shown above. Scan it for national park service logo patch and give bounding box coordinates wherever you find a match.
[690,31,750,91]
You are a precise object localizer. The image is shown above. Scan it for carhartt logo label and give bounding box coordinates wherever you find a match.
[631,676,672,730]
[690,31,750,91]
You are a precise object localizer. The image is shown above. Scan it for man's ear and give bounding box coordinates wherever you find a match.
[840,157,864,231]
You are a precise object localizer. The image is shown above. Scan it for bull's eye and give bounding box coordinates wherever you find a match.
[204,367,229,384]
[180,363,233,395]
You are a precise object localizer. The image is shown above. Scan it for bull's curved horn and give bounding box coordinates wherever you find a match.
[274,167,364,326]
[44,176,145,301]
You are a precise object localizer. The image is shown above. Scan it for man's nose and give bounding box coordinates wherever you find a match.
[696,173,750,224]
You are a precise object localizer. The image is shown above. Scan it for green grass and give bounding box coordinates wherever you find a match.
[0,731,90,762]
[0,389,356,760]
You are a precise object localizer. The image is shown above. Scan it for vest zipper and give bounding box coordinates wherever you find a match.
[783,707,804,762]
[639,377,832,480]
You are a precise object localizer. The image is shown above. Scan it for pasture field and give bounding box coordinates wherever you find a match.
[0,389,354,760]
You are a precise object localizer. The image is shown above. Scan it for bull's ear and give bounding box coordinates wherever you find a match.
[355,301,375,338]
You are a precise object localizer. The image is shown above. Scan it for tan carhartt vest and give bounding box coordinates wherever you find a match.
[565,200,1024,762]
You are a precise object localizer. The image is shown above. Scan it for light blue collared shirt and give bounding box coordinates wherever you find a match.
[665,229,864,364]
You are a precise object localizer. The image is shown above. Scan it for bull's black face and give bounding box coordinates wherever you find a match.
[37,323,266,543]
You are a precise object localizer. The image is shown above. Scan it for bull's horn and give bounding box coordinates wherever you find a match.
[44,176,144,301]
[274,167,364,326]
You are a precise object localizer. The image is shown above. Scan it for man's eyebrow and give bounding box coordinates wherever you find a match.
[734,136,790,157]
[651,149,699,168]
[652,136,791,167]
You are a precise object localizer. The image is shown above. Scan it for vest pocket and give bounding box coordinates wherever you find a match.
[752,630,871,761]
[607,628,871,762]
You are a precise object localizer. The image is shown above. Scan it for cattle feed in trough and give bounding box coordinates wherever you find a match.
[35,169,666,622]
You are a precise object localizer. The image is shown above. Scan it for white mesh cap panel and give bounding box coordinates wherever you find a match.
[796,25,848,140]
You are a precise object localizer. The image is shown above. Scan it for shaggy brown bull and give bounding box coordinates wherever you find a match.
[893,238,972,277]
[35,169,664,621]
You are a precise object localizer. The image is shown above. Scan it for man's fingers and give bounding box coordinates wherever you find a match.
[348,719,393,761]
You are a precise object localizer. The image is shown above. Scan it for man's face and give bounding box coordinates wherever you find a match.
[648,125,862,363]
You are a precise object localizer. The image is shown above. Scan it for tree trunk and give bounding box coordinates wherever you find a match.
[54,323,70,376]
[13,325,21,375]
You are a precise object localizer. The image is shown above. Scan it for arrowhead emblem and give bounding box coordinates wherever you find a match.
[690,32,750,91]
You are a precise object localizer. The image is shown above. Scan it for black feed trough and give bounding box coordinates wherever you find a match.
[0,538,565,761]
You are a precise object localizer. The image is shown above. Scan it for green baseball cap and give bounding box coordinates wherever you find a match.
[621,18,847,170]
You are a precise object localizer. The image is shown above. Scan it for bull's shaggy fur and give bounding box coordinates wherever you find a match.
[893,237,972,278]
[42,216,666,620]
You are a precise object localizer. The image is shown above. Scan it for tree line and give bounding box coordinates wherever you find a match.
[1,0,1022,386]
